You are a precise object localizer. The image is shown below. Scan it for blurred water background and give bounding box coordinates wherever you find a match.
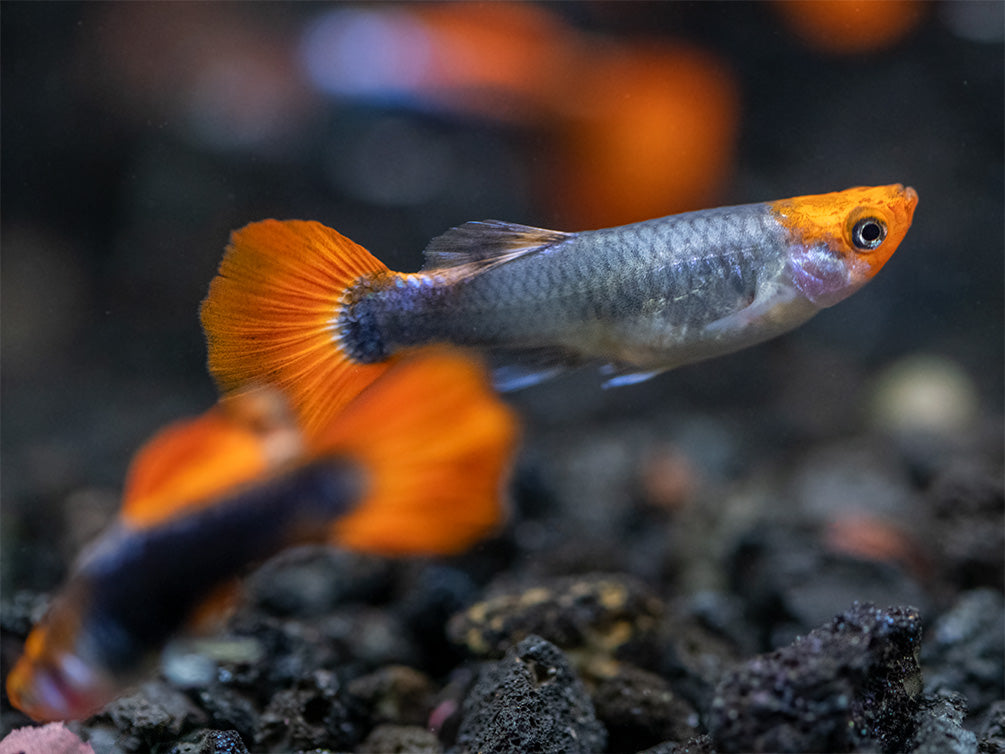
[2,1,1002,592]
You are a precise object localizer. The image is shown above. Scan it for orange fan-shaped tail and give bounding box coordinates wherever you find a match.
[200,220,394,440]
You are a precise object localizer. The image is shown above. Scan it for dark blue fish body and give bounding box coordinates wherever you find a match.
[6,459,361,721]
[65,460,360,674]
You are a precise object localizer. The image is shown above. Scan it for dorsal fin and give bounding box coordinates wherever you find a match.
[422,220,572,274]
[120,387,303,530]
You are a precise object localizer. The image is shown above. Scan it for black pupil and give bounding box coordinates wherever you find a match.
[860,222,881,242]
[853,217,886,250]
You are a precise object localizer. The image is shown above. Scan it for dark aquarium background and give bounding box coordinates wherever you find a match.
[2,2,1002,752]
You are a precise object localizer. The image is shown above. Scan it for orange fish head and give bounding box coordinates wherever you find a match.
[5,589,118,722]
[772,184,918,307]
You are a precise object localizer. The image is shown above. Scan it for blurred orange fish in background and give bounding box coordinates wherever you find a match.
[6,348,518,722]
[326,3,740,226]
[119,387,303,529]
[394,3,578,123]
[300,2,742,228]
[548,42,740,228]
[72,1,932,240]
[772,0,926,55]
[78,1,930,237]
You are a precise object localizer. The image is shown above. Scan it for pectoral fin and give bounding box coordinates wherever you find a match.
[704,282,800,336]
[599,364,668,388]
[486,346,588,392]
[492,364,568,392]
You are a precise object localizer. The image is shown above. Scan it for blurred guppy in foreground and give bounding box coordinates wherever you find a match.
[6,349,517,721]
[202,184,917,434]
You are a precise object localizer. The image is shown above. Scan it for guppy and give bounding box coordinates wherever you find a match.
[6,349,517,721]
[201,185,917,434]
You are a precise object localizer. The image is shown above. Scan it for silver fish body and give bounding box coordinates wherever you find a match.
[341,203,816,387]
[201,184,915,401]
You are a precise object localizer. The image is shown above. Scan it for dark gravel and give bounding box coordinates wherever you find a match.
[454,635,608,754]
[707,602,923,753]
[909,691,979,754]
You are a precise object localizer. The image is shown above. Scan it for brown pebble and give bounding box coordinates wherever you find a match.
[639,444,700,510]
[447,573,664,669]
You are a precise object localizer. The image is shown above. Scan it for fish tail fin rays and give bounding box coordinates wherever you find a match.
[200,220,394,438]
[422,220,573,277]
[317,347,519,556]
[120,387,303,529]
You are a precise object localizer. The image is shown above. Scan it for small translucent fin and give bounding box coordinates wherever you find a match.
[317,347,519,556]
[599,364,668,388]
[492,364,567,392]
[200,220,395,439]
[703,281,797,336]
[488,347,582,391]
[121,387,302,529]
[422,220,572,275]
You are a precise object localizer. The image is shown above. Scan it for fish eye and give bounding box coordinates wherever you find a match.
[851,217,887,251]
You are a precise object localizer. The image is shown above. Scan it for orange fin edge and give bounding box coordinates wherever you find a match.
[318,347,519,556]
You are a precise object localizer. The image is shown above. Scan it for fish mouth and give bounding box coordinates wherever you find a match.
[886,184,919,225]
[902,185,919,210]
[7,652,112,721]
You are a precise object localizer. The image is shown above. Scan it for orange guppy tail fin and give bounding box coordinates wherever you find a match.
[315,347,519,556]
[120,387,303,529]
[200,220,393,439]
